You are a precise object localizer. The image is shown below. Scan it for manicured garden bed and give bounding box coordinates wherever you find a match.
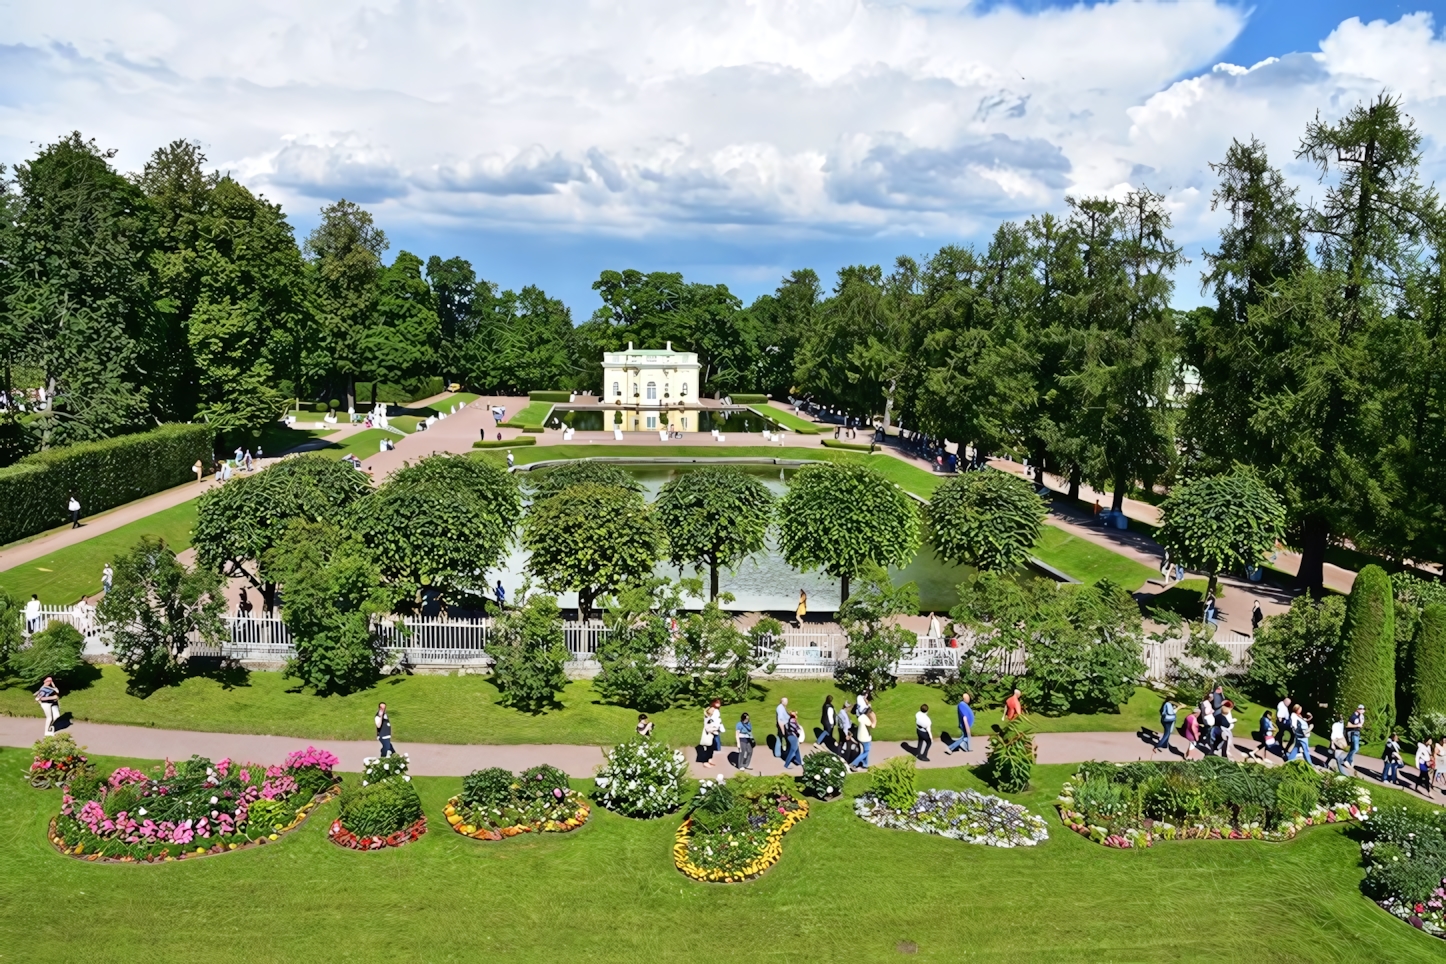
[445,764,590,839]
[50,746,338,862]
[1361,804,1446,939]
[1055,758,1372,848]
[673,775,808,883]
[852,756,1048,847]
[329,753,426,851]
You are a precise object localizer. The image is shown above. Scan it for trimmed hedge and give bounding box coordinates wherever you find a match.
[355,377,446,405]
[528,391,572,403]
[472,437,537,449]
[727,393,768,404]
[502,402,554,430]
[0,423,215,546]
[1413,603,1446,718]
[1333,564,1396,742]
[820,438,875,451]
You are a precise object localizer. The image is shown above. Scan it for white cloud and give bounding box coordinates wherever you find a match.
[0,0,1442,281]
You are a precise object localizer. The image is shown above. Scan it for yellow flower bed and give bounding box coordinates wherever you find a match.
[443,794,590,841]
[673,797,808,884]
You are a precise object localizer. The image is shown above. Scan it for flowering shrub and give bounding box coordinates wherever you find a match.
[1056,758,1372,848]
[445,763,589,840]
[50,750,339,862]
[593,737,689,818]
[28,734,91,788]
[284,747,340,797]
[855,787,1049,847]
[798,751,848,800]
[1361,806,1446,938]
[674,775,808,883]
[331,752,425,850]
[361,753,410,786]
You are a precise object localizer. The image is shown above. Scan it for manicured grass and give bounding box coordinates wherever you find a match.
[0,501,199,603]
[389,415,424,433]
[252,422,335,457]
[503,401,555,429]
[0,667,1253,747]
[1,748,1439,963]
[1031,525,1159,589]
[422,392,479,413]
[749,404,819,434]
[315,429,396,462]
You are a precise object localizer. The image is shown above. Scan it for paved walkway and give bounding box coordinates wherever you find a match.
[2,717,1433,806]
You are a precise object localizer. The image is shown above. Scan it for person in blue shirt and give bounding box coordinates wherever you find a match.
[494,580,506,613]
[735,713,754,771]
[945,693,975,754]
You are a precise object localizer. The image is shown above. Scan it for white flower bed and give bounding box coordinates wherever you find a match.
[361,753,411,786]
[855,788,1049,848]
[594,737,689,818]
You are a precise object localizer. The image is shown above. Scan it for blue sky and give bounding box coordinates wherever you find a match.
[2,1,1444,316]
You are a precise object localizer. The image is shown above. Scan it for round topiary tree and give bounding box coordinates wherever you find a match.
[1156,470,1286,601]
[777,462,919,601]
[1412,602,1446,720]
[1332,564,1396,742]
[654,465,774,600]
[925,470,1047,572]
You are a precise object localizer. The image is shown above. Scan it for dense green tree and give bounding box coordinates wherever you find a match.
[98,536,226,696]
[302,199,387,404]
[522,482,663,619]
[925,470,1046,572]
[193,455,370,611]
[833,571,919,695]
[358,251,439,389]
[1332,565,1396,740]
[795,263,911,424]
[8,134,159,444]
[672,597,780,704]
[1156,470,1287,599]
[525,461,641,502]
[352,454,519,604]
[1412,603,1446,721]
[1244,594,1345,707]
[452,281,578,394]
[594,580,684,711]
[8,621,85,688]
[654,466,774,599]
[777,462,919,600]
[0,588,22,668]
[747,269,819,397]
[264,519,394,695]
[489,590,570,712]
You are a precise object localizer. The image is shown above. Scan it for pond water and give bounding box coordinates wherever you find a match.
[488,461,985,613]
[554,408,779,434]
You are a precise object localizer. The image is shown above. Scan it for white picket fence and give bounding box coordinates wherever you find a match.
[20,605,1256,682]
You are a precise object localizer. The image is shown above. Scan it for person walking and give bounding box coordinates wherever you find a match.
[735,713,755,771]
[1345,704,1365,767]
[836,701,854,759]
[1218,700,1237,760]
[507,450,515,469]
[1209,685,1225,754]
[35,676,61,736]
[1152,696,1178,756]
[101,563,113,597]
[193,459,205,484]
[1181,708,1200,761]
[699,705,722,768]
[494,580,506,613]
[855,691,872,718]
[852,707,875,770]
[1434,739,1446,792]
[375,702,395,757]
[67,492,81,528]
[1251,600,1264,634]
[1004,688,1023,723]
[24,594,41,634]
[1198,697,1216,756]
[1287,707,1314,766]
[1382,732,1404,786]
[914,703,933,762]
[1415,738,1435,795]
[1160,550,1171,585]
[1252,708,1278,761]
[1276,693,1294,756]
[708,699,724,760]
[946,693,975,754]
[794,589,807,629]
[774,697,789,758]
[781,712,803,769]
[814,695,836,748]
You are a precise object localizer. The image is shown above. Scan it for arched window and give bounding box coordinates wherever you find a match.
[612,381,620,396]
[681,381,689,397]
[646,382,657,400]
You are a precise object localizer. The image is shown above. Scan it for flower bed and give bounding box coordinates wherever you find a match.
[594,737,689,818]
[330,753,426,851]
[798,750,848,800]
[1360,805,1446,938]
[854,788,1049,847]
[28,734,90,789]
[674,776,808,883]
[445,764,590,840]
[1055,758,1372,849]
[50,747,339,863]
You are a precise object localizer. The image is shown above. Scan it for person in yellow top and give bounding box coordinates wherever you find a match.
[795,589,807,628]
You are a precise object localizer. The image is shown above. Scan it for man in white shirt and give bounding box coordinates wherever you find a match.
[774,697,789,759]
[1276,694,1293,754]
[915,703,933,762]
[24,594,42,634]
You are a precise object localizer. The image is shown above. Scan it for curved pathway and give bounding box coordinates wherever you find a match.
[1,717,1430,805]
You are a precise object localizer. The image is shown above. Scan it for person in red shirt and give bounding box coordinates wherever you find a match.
[1004,688,1023,722]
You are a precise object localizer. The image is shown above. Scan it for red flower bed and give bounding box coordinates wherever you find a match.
[328,815,427,850]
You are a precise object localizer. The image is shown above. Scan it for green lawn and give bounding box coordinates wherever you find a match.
[1,748,1438,963]
[389,415,424,433]
[1031,525,1159,589]
[422,392,479,413]
[0,667,1253,747]
[251,422,335,457]
[503,401,555,430]
[749,404,819,434]
[0,501,199,603]
[315,428,396,462]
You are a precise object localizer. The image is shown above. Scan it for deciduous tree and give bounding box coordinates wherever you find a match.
[522,482,662,619]
[654,466,774,599]
[925,470,1046,572]
[1156,469,1286,600]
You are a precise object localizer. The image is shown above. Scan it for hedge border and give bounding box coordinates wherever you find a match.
[473,437,538,449]
[528,391,573,403]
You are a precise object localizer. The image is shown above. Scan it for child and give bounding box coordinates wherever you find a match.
[636,713,654,737]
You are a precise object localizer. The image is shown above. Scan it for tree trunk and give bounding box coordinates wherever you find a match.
[710,560,720,601]
[1205,571,1218,619]
[1296,514,1329,598]
[840,573,851,606]
[1068,467,1081,501]
[346,378,355,413]
[1111,475,1127,514]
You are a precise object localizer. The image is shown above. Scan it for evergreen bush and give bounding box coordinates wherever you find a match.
[1332,565,1396,741]
[1412,603,1446,719]
[0,423,214,545]
[338,777,424,837]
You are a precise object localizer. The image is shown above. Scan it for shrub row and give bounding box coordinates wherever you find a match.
[819,438,875,451]
[726,393,769,404]
[0,423,214,545]
[528,391,573,403]
[472,437,537,449]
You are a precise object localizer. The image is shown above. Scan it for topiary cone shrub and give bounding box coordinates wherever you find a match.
[986,720,1036,793]
[1333,565,1396,742]
[1412,603,1446,720]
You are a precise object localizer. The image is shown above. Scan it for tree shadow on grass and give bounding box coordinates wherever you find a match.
[182,657,251,691]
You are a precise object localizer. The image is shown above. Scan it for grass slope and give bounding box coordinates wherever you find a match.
[315,429,396,462]
[0,748,1437,963]
[0,669,1259,747]
[1031,525,1158,590]
[0,501,199,603]
[503,401,555,429]
[750,405,819,434]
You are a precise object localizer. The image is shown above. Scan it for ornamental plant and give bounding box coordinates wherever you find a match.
[593,737,689,818]
[1332,565,1396,742]
[925,470,1047,572]
[854,788,1049,848]
[337,778,424,839]
[361,753,410,786]
[446,763,589,840]
[675,775,808,883]
[798,750,848,800]
[868,756,917,812]
[1360,806,1446,938]
[28,733,90,788]
[1156,469,1286,602]
[986,720,1036,793]
[1412,604,1446,720]
[9,621,86,688]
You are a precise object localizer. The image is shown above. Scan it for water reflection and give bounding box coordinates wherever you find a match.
[554,408,779,434]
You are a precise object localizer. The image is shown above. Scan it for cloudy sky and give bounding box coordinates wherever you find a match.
[1,0,1444,314]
